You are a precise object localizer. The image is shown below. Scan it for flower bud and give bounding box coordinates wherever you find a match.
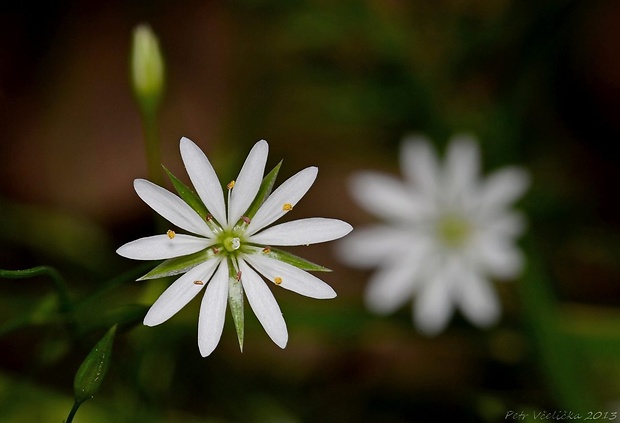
[73,325,117,405]
[130,24,165,114]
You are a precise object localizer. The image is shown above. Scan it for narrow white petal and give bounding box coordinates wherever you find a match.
[246,167,318,236]
[245,253,336,299]
[456,269,500,328]
[239,259,288,348]
[400,136,439,196]
[473,234,524,279]
[179,137,227,226]
[134,179,213,237]
[251,218,352,246]
[479,167,530,211]
[444,134,480,198]
[364,247,427,314]
[335,225,417,268]
[228,140,268,227]
[143,259,220,326]
[477,212,526,238]
[116,234,211,260]
[349,172,432,222]
[198,260,229,357]
[414,268,454,335]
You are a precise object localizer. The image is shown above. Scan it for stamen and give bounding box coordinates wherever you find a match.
[241,216,251,225]
[227,180,236,190]
[206,214,213,221]
[235,271,242,281]
[193,280,204,285]
[166,229,176,239]
[282,203,293,211]
[262,246,271,254]
[274,277,283,285]
[212,246,220,254]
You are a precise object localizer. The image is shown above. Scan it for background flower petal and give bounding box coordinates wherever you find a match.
[400,136,439,196]
[414,269,454,335]
[456,269,500,328]
[335,225,418,268]
[349,171,433,222]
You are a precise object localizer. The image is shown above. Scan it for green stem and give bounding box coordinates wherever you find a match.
[0,266,71,313]
[65,400,81,423]
[140,109,163,187]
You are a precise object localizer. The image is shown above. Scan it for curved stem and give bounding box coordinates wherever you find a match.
[65,400,81,423]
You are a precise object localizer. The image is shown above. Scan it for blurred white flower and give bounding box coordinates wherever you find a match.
[117,137,352,356]
[337,134,529,335]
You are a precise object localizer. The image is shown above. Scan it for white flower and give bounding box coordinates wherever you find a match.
[337,134,529,335]
[117,137,352,356]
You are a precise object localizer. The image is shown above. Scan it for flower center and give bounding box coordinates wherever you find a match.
[437,214,471,248]
[223,236,241,252]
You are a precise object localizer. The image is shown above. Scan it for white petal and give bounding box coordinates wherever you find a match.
[143,259,220,326]
[335,225,417,268]
[473,234,524,279]
[116,234,211,260]
[251,218,352,246]
[244,253,336,299]
[239,259,288,348]
[349,172,432,222]
[444,134,480,197]
[134,179,212,237]
[197,260,229,357]
[478,212,526,238]
[478,167,530,211]
[400,136,439,196]
[364,246,428,314]
[179,137,227,226]
[228,140,268,227]
[414,267,455,335]
[456,269,500,328]
[246,167,318,236]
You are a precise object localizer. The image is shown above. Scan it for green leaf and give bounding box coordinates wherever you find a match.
[262,247,331,272]
[244,160,282,219]
[73,325,117,405]
[227,261,244,352]
[138,248,215,280]
[163,165,210,219]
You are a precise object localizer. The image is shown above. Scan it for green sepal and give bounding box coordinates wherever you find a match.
[227,262,244,352]
[73,324,117,405]
[262,247,331,272]
[244,160,282,220]
[137,249,215,281]
[163,165,210,219]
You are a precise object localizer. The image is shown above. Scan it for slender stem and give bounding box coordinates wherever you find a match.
[0,266,71,313]
[65,400,81,423]
[140,108,163,187]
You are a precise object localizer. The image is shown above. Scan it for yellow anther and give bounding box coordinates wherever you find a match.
[262,246,271,254]
[193,280,204,285]
[227,180,236,190]
[166,229,176,239]
[282,203,293,211]
[274,277,283,285]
